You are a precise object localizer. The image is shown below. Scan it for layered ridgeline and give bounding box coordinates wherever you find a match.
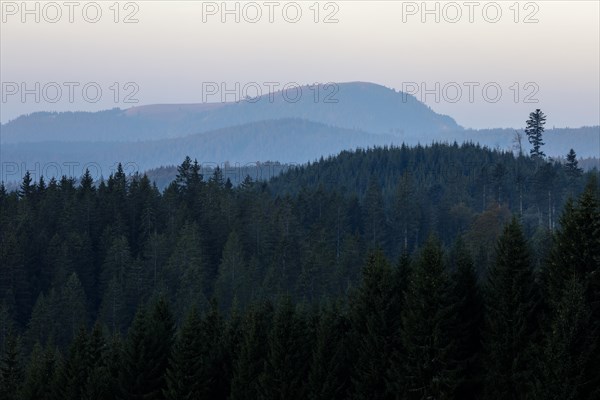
[1,82,459,142]
[2,82,598,184]
[1,144,599,399]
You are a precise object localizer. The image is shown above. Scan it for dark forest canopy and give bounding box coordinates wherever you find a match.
[0,143,599,399]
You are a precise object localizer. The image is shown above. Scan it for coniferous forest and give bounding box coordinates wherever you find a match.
[0,142,599,399]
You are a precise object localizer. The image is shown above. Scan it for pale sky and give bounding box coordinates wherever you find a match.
[1,0,599,128]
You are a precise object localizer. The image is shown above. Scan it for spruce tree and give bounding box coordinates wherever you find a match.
[544,177,600,305]
[81,324,111,400]
[118,297,174,400]
[564,148,583,179]
[164,307,203,400]
[51,326,91,400]
[0,333,23,400]
[525,109,546,160]
[307,303,352,400]
[215,231,247,310]
[533,277,597,400]
[363,179,387,249]
[230,302,272,400]
[260,297,310,400]
[21,343,57,400]
[482,218,538,400]
[396,236,457,399]
[59,273,88,346]
[448,240,484,400]
[197,302,230,399]
[350,250,401,400]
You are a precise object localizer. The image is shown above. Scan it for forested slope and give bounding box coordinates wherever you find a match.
[0,144,598,399]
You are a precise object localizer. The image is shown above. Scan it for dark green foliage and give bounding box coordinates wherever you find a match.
[363,178,387,248]
[307,303,352,400]
[539,179,600,399]
[20,343,57,400]
[194,302,230,400]
[0,147,596,399]
[51,327,92,400]
[260,297,310,400]
[230,302,272,400]
[164,307,204,400]
[118,297,174,400]
[448,239,484,400]
[0,333,23,400]
[396,237,457,399]
[482,218,539,399]
[534,277,597,400]
[215,231,247,310]
[349,250,401,400]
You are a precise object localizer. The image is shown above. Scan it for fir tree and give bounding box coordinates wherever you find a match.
[51,327,91,400]
[448,239,484,400]
[307,303,352,400]
[260,297,310,400]
[21,343,57,400]
[215,231,247,310]
[525,109,546,160]
[230,302,272,400]
[564,148,583,179]
[482,218,539,400]
[397,236,457,399]
[350,250,401,400]
[533,277,598,400]
[0,333,23,400]
[164,307,204,400]
[118,297,174,400]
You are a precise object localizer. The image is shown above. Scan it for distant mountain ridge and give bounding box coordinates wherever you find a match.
[1,82,460,143]
[1,81,598,184]
[1,119,400,180]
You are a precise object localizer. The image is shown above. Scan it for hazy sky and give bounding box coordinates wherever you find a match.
[1,0,599,128]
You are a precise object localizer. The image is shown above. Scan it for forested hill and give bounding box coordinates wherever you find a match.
[0,144,599,399]
[270,143,591,239]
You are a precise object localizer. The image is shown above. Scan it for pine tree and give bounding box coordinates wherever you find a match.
[230,302,272,400]
[363,178,387,249]
[164,307,203,400]
[51,327,91,400]
[397,236,457,399]
[197,302,230,399]
[541,177,600,399]
[81,324,112,400]
[533,277,597,400]
[307,303,352,400]
[0,333,23,400]
[482,218,539,400]
[18,171,34,199]
[21,343,57,400]
[99,276,128,335]
[215,231,247,310]
[544,177,600,305]
[260,297,310,400]
[59,273,88,346]
[449,239,484,400]
[118,297,174,400]
[525,109,546,160]
[24,292,54,349]
[0,301,15,353]
[350,250,401,400]
[167,222,209,318]
[564,148,583,179]
[394,172,420,253]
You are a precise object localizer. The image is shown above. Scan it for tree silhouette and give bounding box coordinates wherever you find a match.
[525,109,546,160]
